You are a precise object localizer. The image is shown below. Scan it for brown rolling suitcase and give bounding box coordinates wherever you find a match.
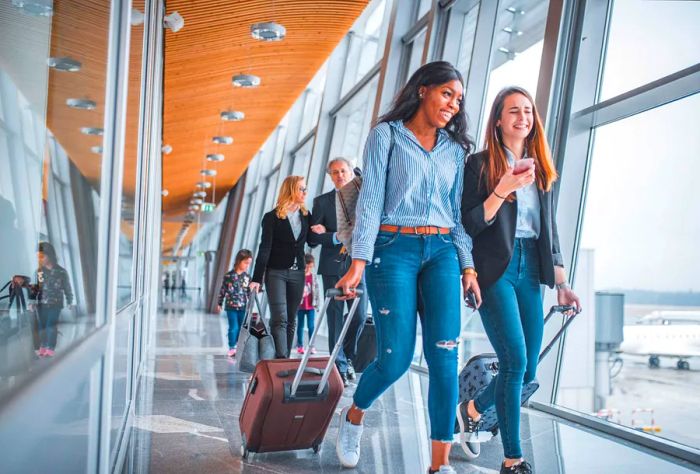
[239,288,363,457]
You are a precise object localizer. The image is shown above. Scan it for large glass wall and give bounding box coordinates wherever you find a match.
[0,0,111,392]
[550,0,700,452]
[0,1,164,471]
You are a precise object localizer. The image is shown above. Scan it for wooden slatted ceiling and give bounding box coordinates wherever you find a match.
[162,0,369,253]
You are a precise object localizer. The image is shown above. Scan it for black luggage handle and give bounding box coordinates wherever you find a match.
[289,288,364,398]
[538,305,581,363]
[277,367,323,378]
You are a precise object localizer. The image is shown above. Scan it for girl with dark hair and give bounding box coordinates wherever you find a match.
[334,61,481,474]
[458,87,581,474]
[31,241,74,357]
[217,249,253,357]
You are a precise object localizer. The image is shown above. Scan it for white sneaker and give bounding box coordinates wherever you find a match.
[336,406,363,468]
[428,466,457,474]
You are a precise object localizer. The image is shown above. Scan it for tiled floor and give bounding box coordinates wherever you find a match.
[125,308,700,473]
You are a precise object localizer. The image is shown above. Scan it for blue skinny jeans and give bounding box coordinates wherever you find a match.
[226,308,246,350]
[296,309,315,348]
[353,232,461,442]
[474,238,544,459]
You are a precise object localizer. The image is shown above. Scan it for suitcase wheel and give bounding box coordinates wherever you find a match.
[312,444,321,454]
[240,435,249,459]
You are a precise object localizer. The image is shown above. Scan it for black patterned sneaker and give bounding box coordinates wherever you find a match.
[500,460,532,474]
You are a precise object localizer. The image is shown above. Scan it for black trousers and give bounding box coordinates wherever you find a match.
[321,274,368,374]
[265,268,305,358]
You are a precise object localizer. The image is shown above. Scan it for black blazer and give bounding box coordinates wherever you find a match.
[461,151,564,290]
[251,209,311,283]
[307,190,346,276]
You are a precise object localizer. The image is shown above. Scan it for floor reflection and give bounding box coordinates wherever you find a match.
[127,308,699,474]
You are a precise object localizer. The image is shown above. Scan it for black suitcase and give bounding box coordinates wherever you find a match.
[347,316,376,373]
[455,305,580,458]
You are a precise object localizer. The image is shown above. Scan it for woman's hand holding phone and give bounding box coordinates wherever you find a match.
[495,160,536,197]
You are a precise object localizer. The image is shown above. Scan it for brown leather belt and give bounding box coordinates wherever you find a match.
[379,224,451,235]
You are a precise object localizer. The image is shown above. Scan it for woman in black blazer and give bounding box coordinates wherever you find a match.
[458,87,580,474]
[250,176,311,358]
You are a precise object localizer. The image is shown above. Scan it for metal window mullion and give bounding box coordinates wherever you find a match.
[329,62,381,117]
[95,0,133,472]
[546,0,612,405]
[572,63,700,129]
[463,0,499,140]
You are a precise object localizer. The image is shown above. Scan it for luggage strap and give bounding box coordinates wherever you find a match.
[241,288,270,334]
[538,305,580,363]
[290,288,364,398]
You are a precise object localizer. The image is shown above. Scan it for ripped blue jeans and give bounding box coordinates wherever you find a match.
[353,231,461,442]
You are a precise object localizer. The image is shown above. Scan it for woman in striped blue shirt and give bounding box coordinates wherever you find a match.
[334,61,481,474]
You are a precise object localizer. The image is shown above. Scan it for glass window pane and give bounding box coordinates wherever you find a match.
[326,76,379,192]
[477,0,550,144]
[117,1,146,308]
[565,93,700,449]
[455,3,480,76]
[417,0,432,19]
[299,63,327,139]
[0,0,110,391]
[405,29,428,82]
[600,0,700,100]
[341,0,389,96]
[291,138,314,180]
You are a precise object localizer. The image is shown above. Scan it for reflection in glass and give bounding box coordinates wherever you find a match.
[601,0,700,100]
[0,0,110,394]
[290,138,314,180]
[566,94,700,449]
[299,63,327,139]
[477,0,550,143]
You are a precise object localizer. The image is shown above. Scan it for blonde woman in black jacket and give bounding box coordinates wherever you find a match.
[250,176,311,358]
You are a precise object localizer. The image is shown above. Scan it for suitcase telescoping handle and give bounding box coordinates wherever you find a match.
[538,305,580,363]
[290,288,364,398]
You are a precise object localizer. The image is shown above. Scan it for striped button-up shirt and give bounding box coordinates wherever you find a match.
[352,121,474,269]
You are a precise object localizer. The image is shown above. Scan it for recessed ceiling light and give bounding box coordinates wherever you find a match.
[90,146,103,154]
[206,154,225,162]
[201,169,217,176]
[189,205,200,211]
[220,110,245,121]
[232,74,260,88]
[190,198,203,205]
[251,22,286,41]
[196,181,212,189]
[162,189,169,196]
[12,0,53,17]
[66,98,96,110]
[81,127,104,136]
[212,136,233,145]
[193,191,207,198]
[48,57,81,72]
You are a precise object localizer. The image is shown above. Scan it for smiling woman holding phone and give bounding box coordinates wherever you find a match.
[458,86,580,474]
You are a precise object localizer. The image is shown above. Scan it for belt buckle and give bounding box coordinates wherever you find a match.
[413,226,420,235]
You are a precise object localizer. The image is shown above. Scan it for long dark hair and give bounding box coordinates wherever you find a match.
[377,61,473,152]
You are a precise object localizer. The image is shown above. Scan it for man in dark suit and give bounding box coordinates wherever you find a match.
[308,157,368,386]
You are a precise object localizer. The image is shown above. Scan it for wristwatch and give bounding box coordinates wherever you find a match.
[556,282,570,291]
[463,268,478,277]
